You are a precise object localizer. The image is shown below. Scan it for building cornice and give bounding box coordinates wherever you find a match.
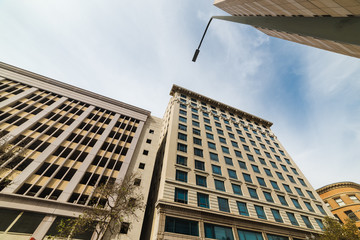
[316,181,360,195]
[0,61,151,117]
[170,84,273,127]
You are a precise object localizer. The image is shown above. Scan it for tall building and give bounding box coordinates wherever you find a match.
[213,0,360,58]
[316,181,360,228]
[0,62,161,240]
[1,62,332,240]
[142,85,331,240]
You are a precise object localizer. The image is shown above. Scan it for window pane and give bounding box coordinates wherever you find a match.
[237,229,264,240]
[205,223,234,240]
[165,216,199,236]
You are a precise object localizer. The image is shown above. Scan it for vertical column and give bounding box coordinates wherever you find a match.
[0,87,38,109]
[31,215,56,240]
[57,113,120,202]
[2,105,95,193]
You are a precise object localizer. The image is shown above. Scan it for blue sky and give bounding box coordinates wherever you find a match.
[0,0,359,189]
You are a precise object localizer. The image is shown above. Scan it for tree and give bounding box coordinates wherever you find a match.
[315,217,360,240]
[55,174,144,240]
[0,131,26,189]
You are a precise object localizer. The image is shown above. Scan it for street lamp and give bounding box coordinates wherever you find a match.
[192,18,213,62]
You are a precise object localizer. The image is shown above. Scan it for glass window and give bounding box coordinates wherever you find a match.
[176,155,187,166]
[250,140,256,146]
[191,107,198,113]
[228,169,238,179]
[316,205,327,215]
[197,193,209,208]
[247,154,254,161]
[179,109,187,115]
[291,168,299,175]
[295,187,304,197]
[286,212,299,226]
[264,191,274,202]
[203,112,209,117]
[192,113,199,119]
[270,181,279,190]
[237,202,249,216]
[298,178,307,187]
[222,146,230,154]
[270,161,277,168]
[177,143,187,153]
[276,172,284,180]
[219,137,226,143]
[194,148,203,157]
[301,215,313,229]
[252,165,260,173]
[264,168,272,177]
[287,175,295,183]
[271,209,283,223]
[283,184,292,193]
[257,177,267,187]
[195,160,205,171]
[291,198,302,209]
[257,158,265,166]
[285,158,291,165]
[193,128,200,136]
[254,148,261,155]
[278,195,288,206]
[205,125,212,131]
[231,141,239,148]
[205,223,234,240]
[224,156,233,165]
[335,197,345,206]
[217,129,224,135]
[238,161,247,169]
[246,133,252,138]
[238,229,264,240]
[212,165,222,175]
[255,205,266,219]
[204,118,210,123]
[279,150,285,156]
[228,133,235,139]
[265,152,272,158]
[178,132,187,141]
[243,173,252,183]
[248,188,258,199]
[237,129,243,135]
[209,152,219,161]
[214,180,225,191]
[193,137,202,146]
[192,120,200,127]
[174,188,188,204]
[218,197,230,212]
[281,164,288,172]
[260,143,266,149]
[275,155,282,162]
[179,103,186,109]
[226,126,232,132]
[315,219,324,230]
[232,184,242,195]
[178,124,187,131]
[240,137,246,143]
[243,145,250,151]
[304,202,314,212]
[215,122,221,127]
[208,142,216,150]
[206,132,214,139]
[176,170,187,182]
[270,147,276,153]
[196,175,207,187]
[234,150,243,158]
[179,116,187,123]
[165,216,198,236]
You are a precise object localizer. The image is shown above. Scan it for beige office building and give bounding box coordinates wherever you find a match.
[0,62,161,240]
[214,0,360,58]
[143,85,331,240]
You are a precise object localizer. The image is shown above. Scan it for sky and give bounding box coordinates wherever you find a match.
[0,0,359,190]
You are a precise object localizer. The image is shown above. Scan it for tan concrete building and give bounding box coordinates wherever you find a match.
[0,62,161,240]
[317,182,360,228]
[213,0,360,58]
[142,85,331,240]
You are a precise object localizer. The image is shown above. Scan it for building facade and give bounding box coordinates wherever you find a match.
[0,62,161,240]
[317,182,360,228]
[213,0,360,58]
[143,85,331,240]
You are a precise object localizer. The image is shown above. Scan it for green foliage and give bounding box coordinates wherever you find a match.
[316,217,360,240]
[56,174,144,240]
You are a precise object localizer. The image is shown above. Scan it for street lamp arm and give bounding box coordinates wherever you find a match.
[192,17,213,62]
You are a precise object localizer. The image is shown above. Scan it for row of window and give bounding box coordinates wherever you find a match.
[165,215,323,239]
[174,186,326,215]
